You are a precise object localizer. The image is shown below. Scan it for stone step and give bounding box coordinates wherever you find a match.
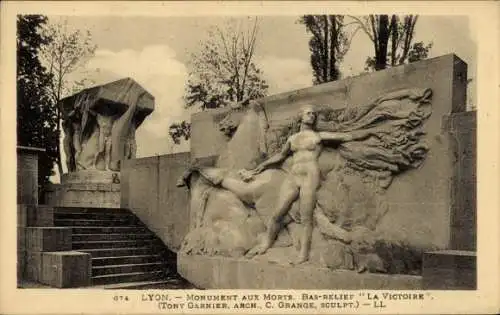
[73,239,160,250]
[71,226,149,234]
[92,262,165,277]
[90,278,194,289]
[79,246,157,258]
[73,233,154,242]
[55,219,142,227]
[92,254,163,267]
[54,207,131,213]
[92,270,166,285]
[54,212,138,221]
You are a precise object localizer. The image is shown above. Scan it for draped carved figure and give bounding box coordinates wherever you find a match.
[60,78,154,173]
[178,88,434,274]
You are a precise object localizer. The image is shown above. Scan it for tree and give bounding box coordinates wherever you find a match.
[168,121,191,145]
[169,17,268,145]
[349,15,432,71]
[17,15,59,190]
[39,18,97,177]
[299,15,350,84]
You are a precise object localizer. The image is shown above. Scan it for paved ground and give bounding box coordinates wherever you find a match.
[17,276,197,289]
[17,280,51,289]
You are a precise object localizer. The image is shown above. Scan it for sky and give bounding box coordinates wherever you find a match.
[54,15,477,163]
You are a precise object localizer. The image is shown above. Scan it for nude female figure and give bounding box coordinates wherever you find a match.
[190,105,375,264]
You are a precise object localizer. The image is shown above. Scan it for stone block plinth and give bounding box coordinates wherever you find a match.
[17,251,26,284]
[25,251,43,282]
[178,254,422,290]
[45,183,121,208]
[422,250,476,290]
[61,170,120,184]
[17,146,45,205]
[17,228,26,252]
[41,251,92,288]
[17,205,37,227]
[34,205,55,227]
[25,227,72,252]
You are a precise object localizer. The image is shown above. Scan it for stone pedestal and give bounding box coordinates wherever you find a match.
[25,251,43,282]
[45,183,121,208]
[25,227,72,252]
[17,205,33,283]
[17,146,45,205]
[61,169,120,184]
[45,171,121,208]
[41,251,92,288]
[24,227,73,282]
[178,254,422,290]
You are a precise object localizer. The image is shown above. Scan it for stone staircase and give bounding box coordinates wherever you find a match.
[52,207,193,289]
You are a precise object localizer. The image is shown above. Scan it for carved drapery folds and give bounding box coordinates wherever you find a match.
[180,88,434,275]
[263,88,433,188]
[60,78,154,173]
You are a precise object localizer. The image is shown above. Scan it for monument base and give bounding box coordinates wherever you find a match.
[61,170,120,184]
[422,250,476,290]
[45,170,121,208]
[45,183,120,208]
[178,254,422,289]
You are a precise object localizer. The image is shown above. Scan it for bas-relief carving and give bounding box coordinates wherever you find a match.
[178,88,433,274]
[61,80,150,173]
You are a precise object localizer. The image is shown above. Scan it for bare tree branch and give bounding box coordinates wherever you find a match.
[347,15,375,42]
[241,17,258,100]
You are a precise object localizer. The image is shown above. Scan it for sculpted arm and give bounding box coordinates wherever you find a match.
[255,139,292,172]
[319,130,373,143]
[239,140,292,181]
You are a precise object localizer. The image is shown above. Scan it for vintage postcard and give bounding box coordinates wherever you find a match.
[1,1,499,314]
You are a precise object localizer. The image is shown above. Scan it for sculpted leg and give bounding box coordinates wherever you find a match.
[110,101,138,171]
[94,126,104,169]
[105,139,112,170]
[72,123,82,157]
[294,189,315,265]
[62,123,75,172]
[293,173,320,265]
[245,178,299,258]
[220,177,254,204]
[314,208,351,243]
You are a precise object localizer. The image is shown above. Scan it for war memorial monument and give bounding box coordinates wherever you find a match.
[17,54,476,290]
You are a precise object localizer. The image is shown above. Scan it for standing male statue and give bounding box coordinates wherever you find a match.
[59,78,153,173]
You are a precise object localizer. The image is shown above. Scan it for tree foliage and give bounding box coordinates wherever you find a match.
[169,17,268,145]
[168,121,191,145]
[349,15,432,71]
[17,15,58,188]
[39,19,97,177]
[299,15,349,84]
[185,18,268,109]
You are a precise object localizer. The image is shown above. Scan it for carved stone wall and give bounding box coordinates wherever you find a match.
[189,54,468,254]
[178,54,473,281]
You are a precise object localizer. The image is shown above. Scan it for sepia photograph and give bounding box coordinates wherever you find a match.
[1,1,499,314]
